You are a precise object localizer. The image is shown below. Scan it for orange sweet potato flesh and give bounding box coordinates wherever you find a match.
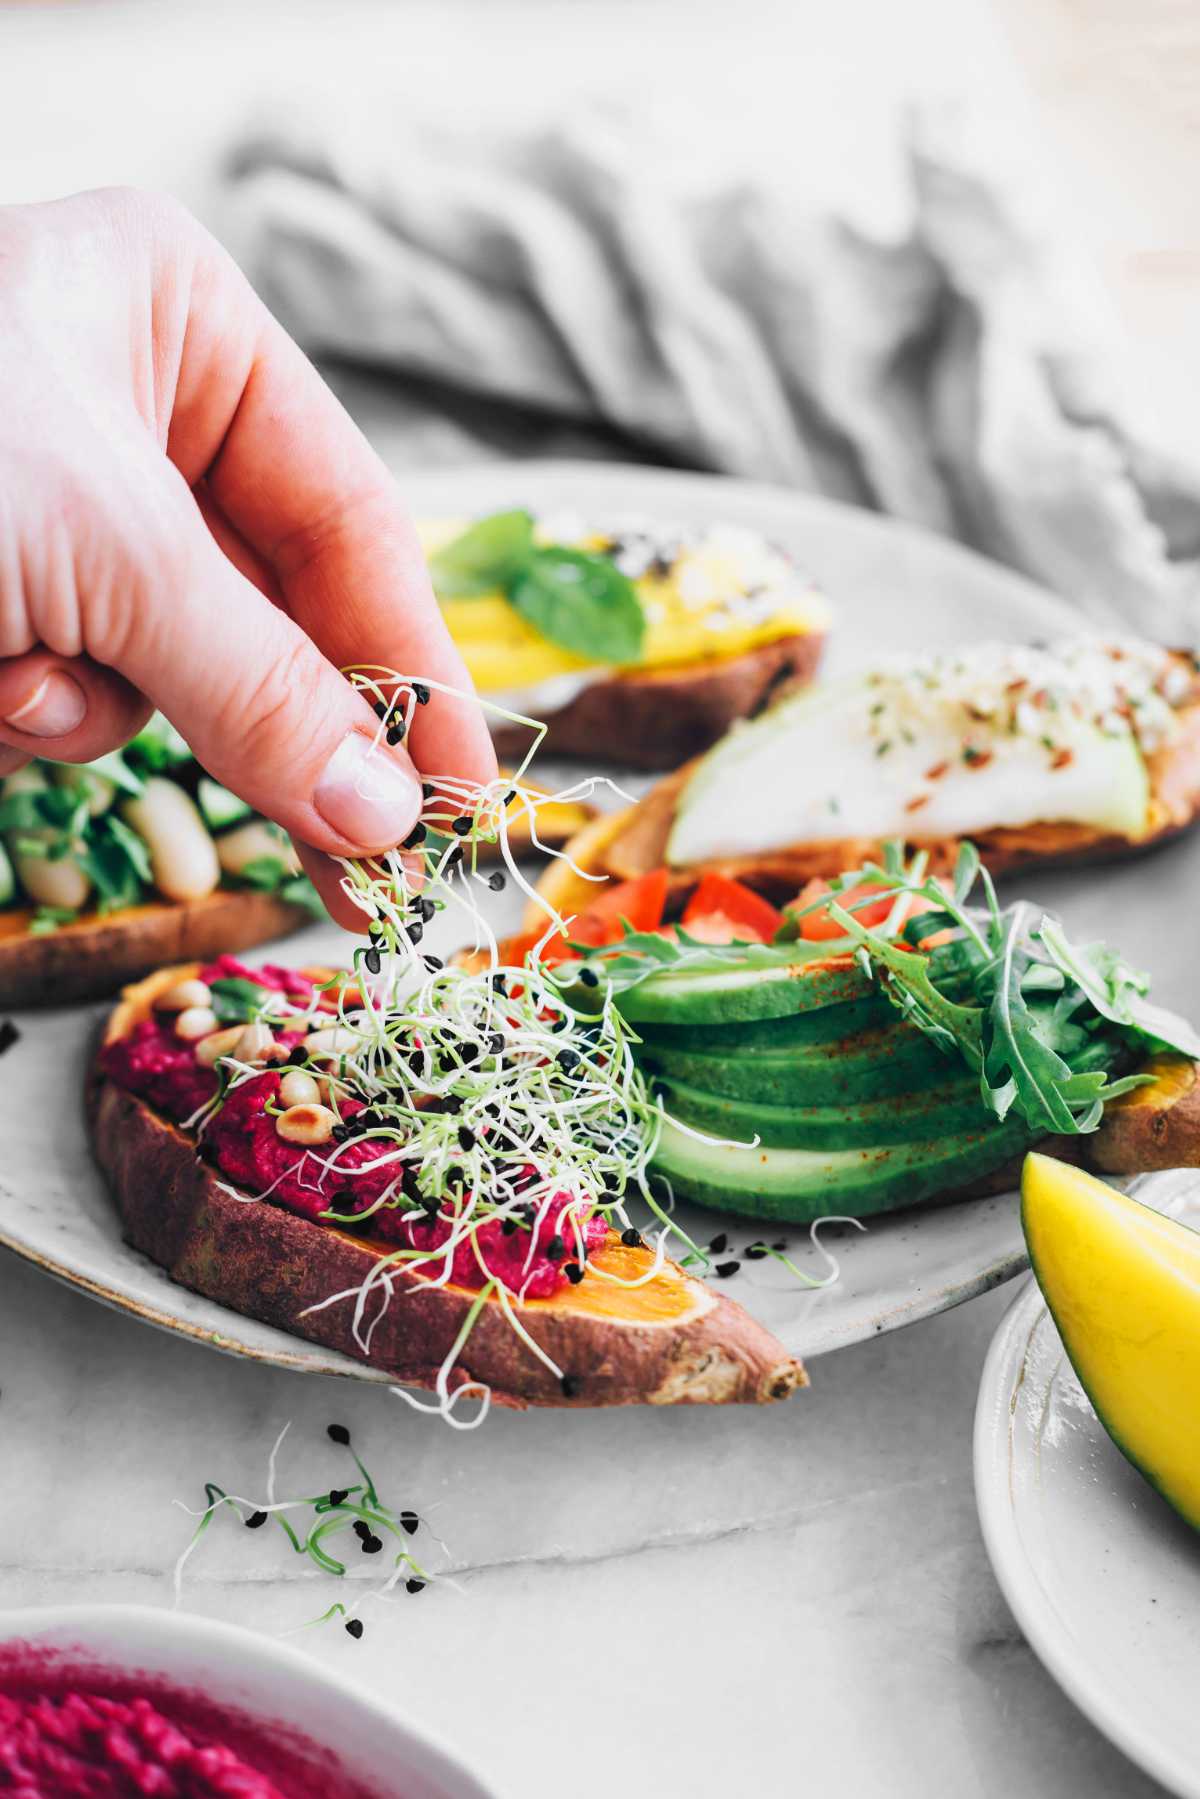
[90,966,804,1409]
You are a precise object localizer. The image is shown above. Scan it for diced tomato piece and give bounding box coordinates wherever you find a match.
[580,868,669,934]
[681,874,783,945]
[791,878,902,941]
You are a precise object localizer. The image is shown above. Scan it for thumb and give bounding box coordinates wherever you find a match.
[102,472,425,859]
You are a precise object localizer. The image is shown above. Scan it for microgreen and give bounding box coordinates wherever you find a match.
[173,1422,440,1635]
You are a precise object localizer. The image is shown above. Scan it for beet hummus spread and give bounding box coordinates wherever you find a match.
[0,1689,290,1796]
[100,956,605,1298]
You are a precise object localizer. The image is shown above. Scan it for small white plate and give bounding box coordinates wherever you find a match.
[975,1199,1200,1799]
[0,1603,496,1798]
[4,461,1199,1379]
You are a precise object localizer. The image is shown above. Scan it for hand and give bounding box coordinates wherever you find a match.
[0,187,497,927]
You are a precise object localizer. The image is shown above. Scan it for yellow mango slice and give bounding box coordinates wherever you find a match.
[1021,1151,1200,1528]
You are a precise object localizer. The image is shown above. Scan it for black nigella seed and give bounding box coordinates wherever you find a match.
[361,1534,383,1555]
[405,1579,426,1595]
[578,967,598,987]
[408,921,424,945]
[345,1618,365,1640]
[556,1049,579,1072]
[709,1233,728,1254]
[501,1217,518,1235]
[772,1240,788,1253]
[458,1125,476,1150]
[550,1016,568,1034]
[418,897,437,922]
[421,781,435,800]
[245,1509,268,1530]
[620,1227,644,1248]
[491,973,507,993]
[0,1021,19,1057]
[331,1123,351,1144]
[399,1510,419,1535]
[364,947,382,975]
[564,1261,585,1285]
[387,723,406,746]
[714,1260,740,1279]
[451,816,471,837]
[328,1487,349,1507]
[488,1032,505,1054]
[373,699,388,719]
[487,871,506,892]
[413,682,431,706]
[327,1423,351,1445]
[561,1374,583,1399]
[545,1234,564,1261]
[352,1519,372,1541]
[286,1046,308,1066]
[503,789,516,804]
[403,823,427,849]
[424,955,444,972]
[744,1243,768,1261]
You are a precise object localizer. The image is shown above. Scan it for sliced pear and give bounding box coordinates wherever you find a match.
[1021,1152,1200,1530]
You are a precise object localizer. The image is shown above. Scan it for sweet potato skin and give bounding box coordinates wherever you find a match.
[0,890,312,1009]
[1085,1055,1200,1175]
[490,634,825,770]
[88,990,804,1408]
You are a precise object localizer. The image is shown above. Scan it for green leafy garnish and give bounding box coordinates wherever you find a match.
[428,508,534,597]
[28,905,78,935]
[510,545,645,664]
[209,975,274,1023]
[429,511,646,664]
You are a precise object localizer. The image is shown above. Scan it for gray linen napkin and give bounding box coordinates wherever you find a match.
[225,100,1200,643]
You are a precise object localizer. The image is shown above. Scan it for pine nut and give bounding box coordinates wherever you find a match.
[303,1026,359,1061]
[235,1021,275,1063]
[155,978,212,1013]
[275,1103,336,1146]
[194,1025,246,1068]
[278,1070,321,1108]
[175,1005,220,1041]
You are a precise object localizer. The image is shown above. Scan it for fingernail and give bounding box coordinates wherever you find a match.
[313,731,422,853]
[3,671,87,739]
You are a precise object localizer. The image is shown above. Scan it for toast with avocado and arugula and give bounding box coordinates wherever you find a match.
[423,510,829,769]
[546,637,1200,898]
[488,845,1200,1224]
[0,717,595,1008]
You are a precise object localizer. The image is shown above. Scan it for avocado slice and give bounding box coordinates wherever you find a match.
[639,993,893,1052]
[1022,1153,1200,1533]
[640,1021,954,1105]
[657,1068,986,1149]
[609,952,871,1026]
[653,1114,1031,1221]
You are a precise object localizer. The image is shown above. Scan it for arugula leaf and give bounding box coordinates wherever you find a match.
[510,547,645,665]
[279,873,326,918]
[429,510,534,599]
[125,715,193,772]
[1037,919,1200,1062]
[82,748,144,797]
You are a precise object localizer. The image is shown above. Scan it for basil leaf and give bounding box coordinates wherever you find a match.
[509,547,645,664]
[429,510,534,599]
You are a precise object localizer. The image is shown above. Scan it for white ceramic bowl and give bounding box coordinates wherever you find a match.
[0,1604,498,1799]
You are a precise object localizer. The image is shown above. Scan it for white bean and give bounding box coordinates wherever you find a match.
[51,763,116,817]
[275,1103,336,1146]
[3,766,92,910]
[121,778,219,903]
[175,1005,219,1041]
[215,819,299,878]
[278,1070,321,1108]
[194,1025,246,1068]
[303,1026,359,1060]
[235,1021,275,1063]
[154,978,212,1012]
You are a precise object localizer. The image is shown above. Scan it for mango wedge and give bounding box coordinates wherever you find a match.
[1021,1152,1200,1530]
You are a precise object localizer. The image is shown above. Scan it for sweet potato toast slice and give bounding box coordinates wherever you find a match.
[490,634,825,771]
[535,696,1200,909]
[0,889,312,1010]
[88,967,804,1409]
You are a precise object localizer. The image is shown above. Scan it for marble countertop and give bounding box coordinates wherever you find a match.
[0,1243,1168,1797]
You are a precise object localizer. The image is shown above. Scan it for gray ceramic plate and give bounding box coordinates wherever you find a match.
[4,462,1198,1375]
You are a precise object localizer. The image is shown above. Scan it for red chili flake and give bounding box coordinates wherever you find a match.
[905,794,930,814]
[1050,747,1074,770]
[924,761,950,781]
[1005,678,1027,693]
[962,747,993,770]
